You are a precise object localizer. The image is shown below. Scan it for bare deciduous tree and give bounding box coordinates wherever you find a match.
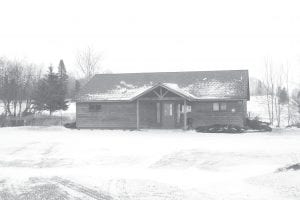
[76,47,101,80]
[0,58,42,117]
[263,58,292,127]
[264,57,275,125]
[285,64,291,126]
[274,66,283,127]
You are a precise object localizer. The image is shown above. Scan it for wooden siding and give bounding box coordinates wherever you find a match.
[76,100,247,129]
[190,101,246,127]
[76,102,137,128]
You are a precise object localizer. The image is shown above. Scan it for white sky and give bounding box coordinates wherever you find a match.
[1,0,300,85]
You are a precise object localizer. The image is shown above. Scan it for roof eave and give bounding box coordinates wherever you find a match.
[192,98,248,101]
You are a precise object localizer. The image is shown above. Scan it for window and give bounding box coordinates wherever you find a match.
[164,103,173,116]
[186,105,192,112]
[213,102,227,112]
[169,104,173,116]
[89,104,102,112]
[213,103,220,111]
[180,104,192,113]
[220,103,227,111]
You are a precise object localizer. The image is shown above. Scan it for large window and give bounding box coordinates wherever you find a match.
[213,102,227,112]
[89,104,102,112]
[213,102,220,111]
[164,103,173,116]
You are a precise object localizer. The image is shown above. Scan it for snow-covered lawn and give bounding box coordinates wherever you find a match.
[0,127,299,200]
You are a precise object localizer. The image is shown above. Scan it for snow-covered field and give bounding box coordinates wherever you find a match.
[0,127,299,200]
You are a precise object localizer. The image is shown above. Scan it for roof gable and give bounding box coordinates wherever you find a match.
[131,83,194,101]
[76,70,250,102]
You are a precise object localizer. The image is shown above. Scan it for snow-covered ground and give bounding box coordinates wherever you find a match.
[0,127,299,199]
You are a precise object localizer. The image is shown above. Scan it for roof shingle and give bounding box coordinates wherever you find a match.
[76,70,250,101]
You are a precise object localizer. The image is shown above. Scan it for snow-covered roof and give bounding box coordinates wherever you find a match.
[78,85,153,101]
[76,70,249,102]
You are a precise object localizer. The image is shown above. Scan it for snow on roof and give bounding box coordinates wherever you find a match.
[161,83,197,99]
[184,80,245,99]
[77,84,153,101]
[162,80,244,100]
[76,70,249,101]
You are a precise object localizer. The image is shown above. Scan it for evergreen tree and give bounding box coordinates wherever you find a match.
[277,87,289,105]
[33,65,68,115]
[57,60,68,110]
[256,80,264,95]
[33,78,48,112]
[45,66,60,115]
[75,80,80,94]
[58,60,68,84]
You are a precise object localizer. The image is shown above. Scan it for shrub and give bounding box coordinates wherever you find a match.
[196,124,244,133]
[277,163,300,172]
[245,118,272,132]
[64,122,76,129]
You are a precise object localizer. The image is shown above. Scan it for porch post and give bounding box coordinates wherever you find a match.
[137,99,140,130]
[184,99,187,130]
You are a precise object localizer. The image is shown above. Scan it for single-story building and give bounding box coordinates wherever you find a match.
[75,70,250,129]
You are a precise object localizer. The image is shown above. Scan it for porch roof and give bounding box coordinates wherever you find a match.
[75,70,250,102]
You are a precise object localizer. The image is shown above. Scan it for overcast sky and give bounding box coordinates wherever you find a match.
[1,0,300,85]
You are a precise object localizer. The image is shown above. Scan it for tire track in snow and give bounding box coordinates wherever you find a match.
[51,177,113,200]
[9,142,38,155]
[42,144,57,155]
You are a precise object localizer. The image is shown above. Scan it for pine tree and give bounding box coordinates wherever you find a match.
[277,87,289,105]
[33,65,68,115]
[57,60,68,111]
[58,60,68,84]
[75,80,80,94]
[45,66,60,115]
[33,78,48,112]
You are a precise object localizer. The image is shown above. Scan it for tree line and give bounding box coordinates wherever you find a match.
[0,47,103,118]
[0,58,72,117]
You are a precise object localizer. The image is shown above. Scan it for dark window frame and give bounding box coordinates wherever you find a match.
[212,102,227,112]
[89,104,102,112]
[220,102,227,111]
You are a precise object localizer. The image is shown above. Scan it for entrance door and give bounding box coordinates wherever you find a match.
[162,102,175,128]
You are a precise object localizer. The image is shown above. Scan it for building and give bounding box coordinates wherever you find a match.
[75,70,250,129]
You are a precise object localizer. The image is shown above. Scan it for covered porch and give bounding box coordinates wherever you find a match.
[135,85,191,129]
